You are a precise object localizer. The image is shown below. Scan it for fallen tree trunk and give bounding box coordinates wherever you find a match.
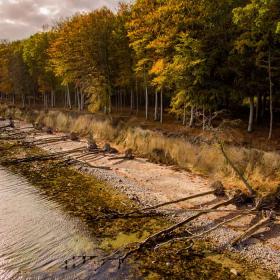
[2,147,86,164]
[128,190,219,215]
[156,206,259,249]
[231,211,275,246]
[28,136,68,145]
[117,196,236,264]
[0,125,12,130]
[218,141,255,197]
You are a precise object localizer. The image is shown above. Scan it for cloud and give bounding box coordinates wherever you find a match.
[0,0,126,41]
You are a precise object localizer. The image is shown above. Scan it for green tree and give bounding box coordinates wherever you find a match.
[233,0,280,138]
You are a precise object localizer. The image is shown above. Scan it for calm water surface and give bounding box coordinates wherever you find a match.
[0,167,101,279]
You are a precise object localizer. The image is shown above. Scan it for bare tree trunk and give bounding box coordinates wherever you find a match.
[53,91,56,107]
[33,88,36,105]
[116,89,119,112]
[248,96,254,133]
[120,89,123,112]
[74,88,77,108]
[77,88,81,111]
[145,85,148,120]
[108,90,111,114]
[189,105,195,127]
[261,93,267,119]
[51,89,55,108]
[154,90,158,121]
[255,93,261,123]
[46,92,48,108]
[130,88,133,113]
[22,95,25,107]
[183,103,186,126]
[81,91,85,111]
[44,92,46,109]
[202,106,206,131]
[160,88,163,124]
[136,79,139,115]
[66,84,72,109]
[64,90,67,108]
[268,49,273,140]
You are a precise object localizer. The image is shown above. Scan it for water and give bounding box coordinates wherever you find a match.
[0,167,99,279]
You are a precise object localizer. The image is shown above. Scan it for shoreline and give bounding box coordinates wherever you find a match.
[1,118,280,278]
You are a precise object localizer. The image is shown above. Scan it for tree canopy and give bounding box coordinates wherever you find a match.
[0,0,279,137]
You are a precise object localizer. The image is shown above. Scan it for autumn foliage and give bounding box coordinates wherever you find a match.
[0,1,280,137]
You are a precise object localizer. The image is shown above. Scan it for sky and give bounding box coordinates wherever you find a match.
[0,0,127,41]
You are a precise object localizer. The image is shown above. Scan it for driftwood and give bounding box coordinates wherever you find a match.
[0,135,26,141]
[155,205,260,249]
[0,125,12,130]
[3,131,28,137]
[87,187,226,222]
[165,208,263,215]
[74,150,101,160]
[231,211,276,246]
[218,141,255,197]
[79,160,111,170]
[127,189,224,216]
[108,155,134,161]
[113,196,237,266]
[3,147,86,164]
[28,136,68,145]
[156,213,251,250]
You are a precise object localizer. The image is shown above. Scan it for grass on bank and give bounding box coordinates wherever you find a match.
[1,104,280,195]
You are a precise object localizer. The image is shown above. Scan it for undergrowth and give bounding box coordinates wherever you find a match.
[1,104,279,194]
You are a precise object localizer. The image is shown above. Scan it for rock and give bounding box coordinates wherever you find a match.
[148,148,175,165]
[87,133,98,151]
[69,132,79,141]
[46,127,53,134]
[8,117,15,128]
[103,143,118,154]
[124,148,134,159]
[103,143,111,152]
[232,190,254,207]
[211,181,226,197]
[34,122,43,130]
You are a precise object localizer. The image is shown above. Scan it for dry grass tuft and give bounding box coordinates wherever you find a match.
[1,105,279,194]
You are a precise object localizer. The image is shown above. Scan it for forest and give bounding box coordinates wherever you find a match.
[0,0,280,139]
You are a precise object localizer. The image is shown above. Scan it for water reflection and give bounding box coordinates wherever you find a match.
[0,167,98,279]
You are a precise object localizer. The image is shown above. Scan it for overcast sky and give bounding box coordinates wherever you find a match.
[0,0,128,41]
